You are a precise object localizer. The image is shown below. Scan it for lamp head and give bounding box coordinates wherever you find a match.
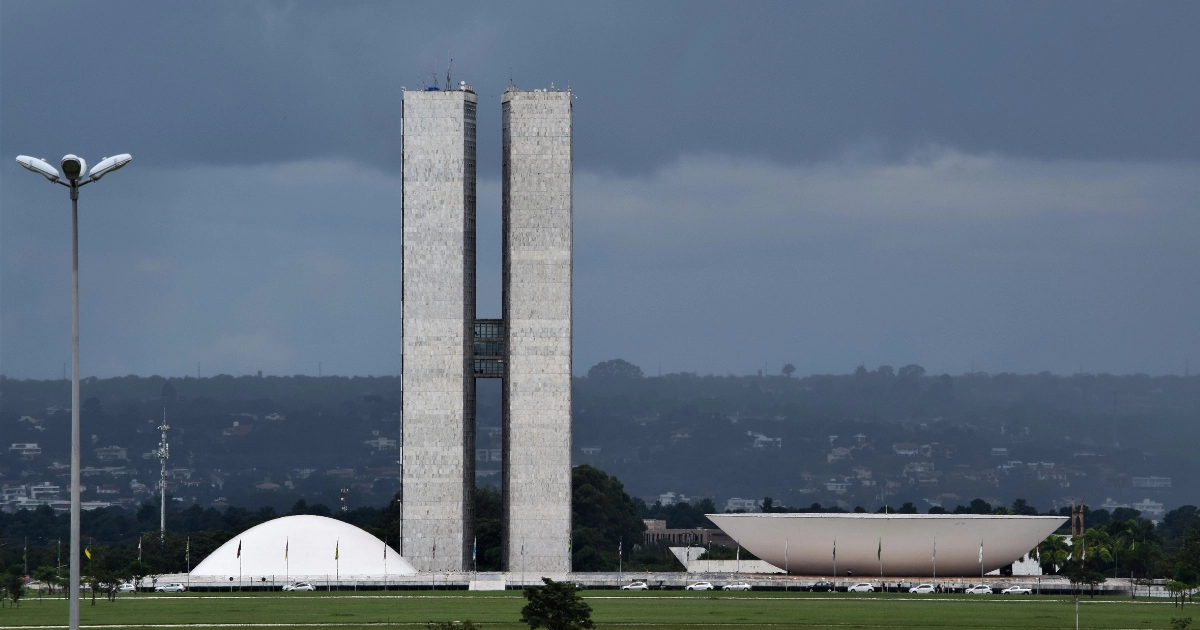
[87,154,132,181]
[15,155,62,183]
[60,155,87,182]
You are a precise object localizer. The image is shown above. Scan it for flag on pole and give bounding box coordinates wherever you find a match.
[979,541,983,563]
[138,536,143,562]
[237,540,242,558]
[335,540,340,561]
[285,538,289,560]
[432,541,436,560]
[932,539,936,562]
[472,537,477,563]
[832,538,836,561]
[186,536,190,564]
[85,543,91,560]
[877,538,882,561]
[383,537,387,560]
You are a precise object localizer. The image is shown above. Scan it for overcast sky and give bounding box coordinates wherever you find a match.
[2,1,1198,379]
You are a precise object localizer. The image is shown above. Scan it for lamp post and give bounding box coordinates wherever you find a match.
[15,153,132,630]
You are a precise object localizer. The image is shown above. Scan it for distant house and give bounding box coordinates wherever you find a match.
[892,442,919,456]
[475,449,501,462]
[325,468,356,479]
[29,482,61,499]
[579,446,602,455]
[255,479,281,491]
[95,446,127,461]
[827,447,853,463]
[824,478,851,494]
[747,432,782,449]
[1132,476,1171,488]
[659,492,692,506]
[990,447,1009,458]
[264,413,286,421]
[364,436,397,451]
[221,421,253,437]
[1,484,28,501]
[723,497,759,512]
[1131,498,1165,519]
[9,443,41,458]
[96,484,120,495]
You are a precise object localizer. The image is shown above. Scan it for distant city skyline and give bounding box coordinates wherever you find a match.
[3,2,1199,379]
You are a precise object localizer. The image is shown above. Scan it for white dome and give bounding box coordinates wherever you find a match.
[191,515,415,578]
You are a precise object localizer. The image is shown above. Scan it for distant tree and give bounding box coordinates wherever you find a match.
[954,499,993,515]
[520,577,594,630]
[1011,499,1039,516]
[571,466,644,571]
[897,365,925,380]
[1112,507,1143,523]
[3,569,26,607]
[586,359,643,379]
[781,364,796,378]
[160,380,178,401]
[897,502,918,514]
[927,506,947,514]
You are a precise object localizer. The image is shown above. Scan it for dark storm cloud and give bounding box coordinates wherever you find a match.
[3,2,1198,175]
[3,2,1199,378]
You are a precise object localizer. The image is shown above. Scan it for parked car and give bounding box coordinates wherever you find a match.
[117,582,137,593]
[1000,585,1032,595]
[620,581,649,590]
[154,583,186,593]
[847,582,875,593]
[809,580,836,592]
[965,585,994,594]
[685,582,714,591]
[722,582,752,591]
[283,582,316,592]
[908,584,936,594]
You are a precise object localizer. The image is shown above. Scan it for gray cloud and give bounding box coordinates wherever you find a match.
[3,2,1198,378]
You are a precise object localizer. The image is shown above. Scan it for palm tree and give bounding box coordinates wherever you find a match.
[1037,535,1070,575]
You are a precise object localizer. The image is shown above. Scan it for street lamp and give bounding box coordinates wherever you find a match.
[15,152,131,630]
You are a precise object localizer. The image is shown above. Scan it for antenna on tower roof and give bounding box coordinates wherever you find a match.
[446,58,453,91]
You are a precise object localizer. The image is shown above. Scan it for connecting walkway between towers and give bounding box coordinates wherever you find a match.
[473,319,505,378]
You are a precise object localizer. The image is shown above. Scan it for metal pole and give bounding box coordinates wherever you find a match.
[69,184,82,630]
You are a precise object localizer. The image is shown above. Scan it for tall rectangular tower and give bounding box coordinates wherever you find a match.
[501,87,573,574]
[401,86,477,572]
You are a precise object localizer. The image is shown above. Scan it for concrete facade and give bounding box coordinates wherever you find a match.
[401,87,477,572]
[501,88,573,574]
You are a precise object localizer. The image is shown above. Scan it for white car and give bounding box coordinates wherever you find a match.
[685,582,714,591]
[117,582,137,593]
[966,585,994,594]
[283,582,316,592]
[154,583,186,593]
[722,582,752,591]
[847,582,875,593]
[620,582,649,590]
[909,583,936,594]
[1000,586,1032,595]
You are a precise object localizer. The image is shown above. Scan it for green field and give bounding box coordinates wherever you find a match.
[1,590,1191,630]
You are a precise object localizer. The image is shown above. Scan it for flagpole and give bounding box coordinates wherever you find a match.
[186,535,190,591]
[833,537,837,590]
[932,538,937,586]
[784,537,788,591]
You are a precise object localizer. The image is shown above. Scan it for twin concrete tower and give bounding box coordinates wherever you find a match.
[400,82,572,574]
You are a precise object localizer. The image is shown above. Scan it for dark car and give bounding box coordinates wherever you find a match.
[809,580,836,592]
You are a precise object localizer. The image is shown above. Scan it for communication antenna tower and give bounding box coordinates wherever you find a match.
[446,58,453,91]
[157,409,170,542]
[340,488,350,512]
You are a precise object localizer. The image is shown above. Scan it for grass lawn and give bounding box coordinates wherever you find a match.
[1,590,1191,629]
